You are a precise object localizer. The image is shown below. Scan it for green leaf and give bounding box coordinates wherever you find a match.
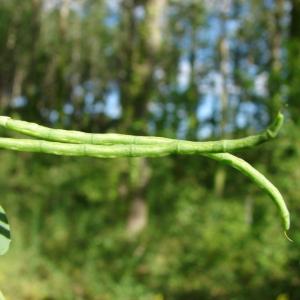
[0,206,11,255]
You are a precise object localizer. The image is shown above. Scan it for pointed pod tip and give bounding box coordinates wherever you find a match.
[267,111,284,138]
[273,111,284,128]
[284,231,293,243]
[276,112,284,125]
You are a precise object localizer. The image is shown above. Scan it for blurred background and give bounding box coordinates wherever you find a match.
[0,0,299,299]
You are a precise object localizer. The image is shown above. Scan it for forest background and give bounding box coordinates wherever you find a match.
[0,0,300,299]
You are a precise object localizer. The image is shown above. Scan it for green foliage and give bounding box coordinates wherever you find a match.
[0,151,292,299]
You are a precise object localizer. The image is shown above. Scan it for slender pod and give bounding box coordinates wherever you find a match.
[0,113,284,153]
[0,137,177,158]
[203,153,290,231]
[4,137,290,160]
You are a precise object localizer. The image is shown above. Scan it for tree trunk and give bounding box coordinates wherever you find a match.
[214,0,230,197]
[118,0,167,237]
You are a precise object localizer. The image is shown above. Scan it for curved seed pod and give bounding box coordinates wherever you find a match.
[0,137,176,158]
[0,113,284,153]
[0,206,11,255]
[203,153,290,232]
